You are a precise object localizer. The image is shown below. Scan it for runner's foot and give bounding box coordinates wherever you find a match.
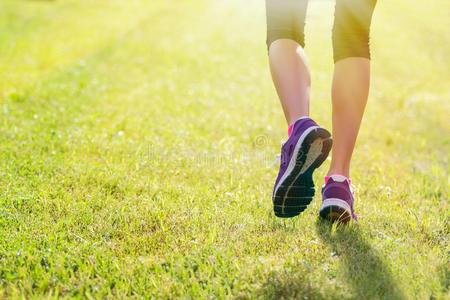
[319,174,357,223]
[273,117,332,218]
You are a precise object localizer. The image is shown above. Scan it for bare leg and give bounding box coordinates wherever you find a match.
[328,57,371,177]
[268,39,311,125]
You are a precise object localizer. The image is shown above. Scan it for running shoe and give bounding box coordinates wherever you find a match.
[273,117,332,218]
[319,174,357,223]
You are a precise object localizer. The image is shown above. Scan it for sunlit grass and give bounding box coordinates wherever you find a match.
[0,0,448,298]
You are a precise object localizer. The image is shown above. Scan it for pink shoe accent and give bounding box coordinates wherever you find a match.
[288,116,310,137]
[324,174,352,185]
[287,124,294,137]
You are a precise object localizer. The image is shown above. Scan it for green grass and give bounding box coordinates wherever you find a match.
[0,0,449,298]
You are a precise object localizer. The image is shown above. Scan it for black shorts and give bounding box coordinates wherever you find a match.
[266,0,377,62]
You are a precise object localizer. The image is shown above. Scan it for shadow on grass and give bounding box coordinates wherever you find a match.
[315,220,406,299]
[257,220,406,299]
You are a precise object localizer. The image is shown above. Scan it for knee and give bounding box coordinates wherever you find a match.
[267,30,305,51]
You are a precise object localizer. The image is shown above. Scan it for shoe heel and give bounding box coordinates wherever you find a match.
[319,206,351,223]
[319,199,352,224]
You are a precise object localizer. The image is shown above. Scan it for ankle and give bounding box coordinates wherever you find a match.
[327,168,350,178]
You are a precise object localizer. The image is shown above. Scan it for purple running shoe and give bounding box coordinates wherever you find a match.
[273,117,332,218]
[319,174,356,223]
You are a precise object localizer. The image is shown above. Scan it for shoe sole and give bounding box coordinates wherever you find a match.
[319,198,352,224]
[273,127,332,218]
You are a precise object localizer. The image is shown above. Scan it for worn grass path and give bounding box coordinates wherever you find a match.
[0,0,449,298]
